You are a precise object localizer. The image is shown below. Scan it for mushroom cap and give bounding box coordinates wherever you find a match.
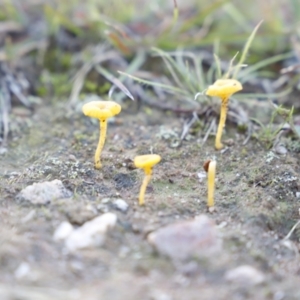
[203,159,211,173]
[82,100,121,120]
[134,154,161,169]
[206,79,242,98]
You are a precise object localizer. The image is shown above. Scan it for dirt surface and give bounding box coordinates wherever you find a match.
[1,100,300,300]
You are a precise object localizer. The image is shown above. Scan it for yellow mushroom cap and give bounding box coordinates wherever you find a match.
[82,100,121,120]
[206,79,243,98]
[134,154,161,169]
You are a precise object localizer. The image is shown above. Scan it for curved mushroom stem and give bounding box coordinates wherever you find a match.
[207,160,216,209]
[95,119,107,169]
[215,97,229,150]
[139,168,152,205]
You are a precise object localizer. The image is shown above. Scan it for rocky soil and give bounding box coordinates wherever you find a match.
[1,101,300,300]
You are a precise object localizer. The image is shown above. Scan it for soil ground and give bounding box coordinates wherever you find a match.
[1,100,300,300]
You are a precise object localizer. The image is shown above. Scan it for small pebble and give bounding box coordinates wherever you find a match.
[101,198,110,204]
[11,107,32,116]
[16,179,72,205]
[97,204,109,213]
[274,144,287,155]
[273,291,285,300]
[0,147,7,155]
[150,290,173,300]
[208,206,215,213]
[21,210,36,223]
[69,154,77,161]
[225,265,265,286]
[9,172,20,176]
[113,199,129,212]
[65,212,117,251]
[197,171,206,183]
[53,221,74,241]
[14,262,31,279]
[224,138,234,146]
[65,205,96,225]
[148,214,222,261]
[217,221,227,228]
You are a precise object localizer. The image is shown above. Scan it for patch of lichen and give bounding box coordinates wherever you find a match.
[287,140,300,153]
[245,165,274,188]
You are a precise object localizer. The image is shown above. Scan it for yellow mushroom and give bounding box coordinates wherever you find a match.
[134,154,161,206]
[203,159,217,212]
[206,79,242,150]
[82,100,121,169]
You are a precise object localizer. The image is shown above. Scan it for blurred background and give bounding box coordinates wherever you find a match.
[0,0,300,144]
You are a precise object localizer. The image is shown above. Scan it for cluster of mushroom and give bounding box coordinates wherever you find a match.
[82,100,161,205]
[202,78,243,210]
[82,77,242,209]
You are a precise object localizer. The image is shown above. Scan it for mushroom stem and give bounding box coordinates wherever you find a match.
[215,97,229,150]
[207,160,216,208]
[95,119,107,169]
[139,169,152,206]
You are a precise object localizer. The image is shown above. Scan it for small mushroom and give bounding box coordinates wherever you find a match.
[203,159,216,212]
[134,154,161,205]
[82,100,121,169]
[206,79,242,150]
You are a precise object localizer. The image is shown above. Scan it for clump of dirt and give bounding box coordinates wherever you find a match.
[1,102,300,300]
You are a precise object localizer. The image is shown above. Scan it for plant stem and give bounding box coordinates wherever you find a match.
[207,161,216,208]
[215,98,228,150]
[139,169,152,205]
[95,119,107,169]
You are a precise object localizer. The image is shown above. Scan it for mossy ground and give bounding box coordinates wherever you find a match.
[1,100,300,300]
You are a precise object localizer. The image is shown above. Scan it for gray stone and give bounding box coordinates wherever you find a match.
[65,213,117,251]
[53,221,74,241]
[113,199,129,212]
[16,179,72,204]
[14,262,31,279]
[225,265,265,286]
[274,144,288,155]
[0,147,7,155]
[64,204,96,225]
[147,214,222,261]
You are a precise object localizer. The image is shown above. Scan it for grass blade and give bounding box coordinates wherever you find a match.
[118,71,187,95]
[233,20,263,78]
[238,52,293,81]
[95,65,134,100]
[213,54,222,78]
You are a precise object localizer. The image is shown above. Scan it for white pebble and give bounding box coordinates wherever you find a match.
[15,262,31,279]
[0,147,7,155]
[225,265,265,286]
[274,144,287,155]
[53,221,74,241]
[113,199,129,212]
[65,213,117,252]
